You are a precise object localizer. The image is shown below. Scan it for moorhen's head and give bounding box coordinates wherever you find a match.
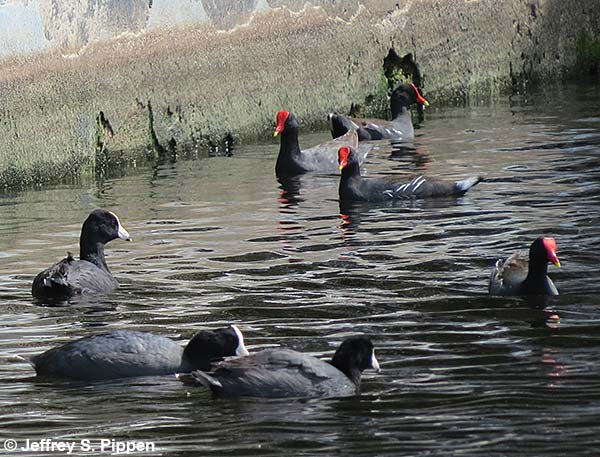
[273,110,298,136]
[530,237,561,267]
[338,146,361,175]
[391,83,429,108]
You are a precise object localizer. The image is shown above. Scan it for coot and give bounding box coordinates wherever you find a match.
[32,325,248,380]
[32,209,131,302]
[190,336,380,399]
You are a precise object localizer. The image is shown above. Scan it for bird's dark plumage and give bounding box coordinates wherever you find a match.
[489,237,560,296]
[338,146,482,202]
[329,83,429,141]
[31,325,248,380]
[31,209,131,302]
[274,110,368,177]
[190,336,379,399]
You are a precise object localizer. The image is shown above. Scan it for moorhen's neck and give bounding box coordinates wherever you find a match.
[330,356,361,386]
[390,93,411,120]
[525,255,549,281]
[279,128,301,157]
[341,160,361,179]
[80,238,110,271]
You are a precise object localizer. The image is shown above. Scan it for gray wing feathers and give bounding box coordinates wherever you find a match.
[193,349,356,398]
[33,255,118,297]
[32,331,184,380]
[302,129,361,172]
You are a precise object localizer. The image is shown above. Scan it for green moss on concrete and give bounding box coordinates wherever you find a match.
[347,49,424,119]
[0,1,598,189]
[383,49,421,91]
[575,32,600,74]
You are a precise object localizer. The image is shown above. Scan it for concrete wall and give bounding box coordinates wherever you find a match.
[0,0,598,187]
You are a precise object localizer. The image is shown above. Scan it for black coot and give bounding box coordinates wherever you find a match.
[489,237,560,295]
[190,336,380,399]
[32,325,248,380]
[31,209,131,302]
[338,146,482,202]
[329,83,429,141]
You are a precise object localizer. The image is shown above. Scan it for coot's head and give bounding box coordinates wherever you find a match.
[392,83,429,108]
[330,336,380,385]
[81,209,131,245]
[338,146,361,175]
[530,237,560,267]
[183,325,249,371]
[273,110,298,136]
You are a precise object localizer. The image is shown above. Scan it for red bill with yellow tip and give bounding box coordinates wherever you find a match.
[274,110,290,137]
[542,237,560,267]
[338,146,350,171]
[410,83,429,107]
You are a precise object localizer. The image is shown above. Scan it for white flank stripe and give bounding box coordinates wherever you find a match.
[412,178,426,191]
[408,176,423,192]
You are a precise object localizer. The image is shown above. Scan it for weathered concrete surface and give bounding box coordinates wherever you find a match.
[0,0,598,188]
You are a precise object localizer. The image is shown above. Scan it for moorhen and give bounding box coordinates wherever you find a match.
[328,83,429,141]
[274,110,367,177]
[489,237,560,296]
[338,146,482,202]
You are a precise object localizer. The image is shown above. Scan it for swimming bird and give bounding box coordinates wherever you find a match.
[337,146,482,202]
[190,336,380,399]
[489,237,560,296]
[328,83,429,142]
[31,209,131,302]
[274,110,368,177]
[31,325,249,380]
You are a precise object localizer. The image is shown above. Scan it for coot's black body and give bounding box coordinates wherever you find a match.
[32,325,248,380]
[191,336,380,399]
[31,209,131,302]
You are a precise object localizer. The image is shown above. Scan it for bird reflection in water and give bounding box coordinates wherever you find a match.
[276,176,305,257]
[525,294,562,329]
[277,176,304,207]
[389,139,431,172]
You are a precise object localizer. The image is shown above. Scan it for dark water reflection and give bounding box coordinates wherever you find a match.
[1,82,600,456]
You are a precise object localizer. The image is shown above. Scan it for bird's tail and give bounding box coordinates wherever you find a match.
[455,176,484,194]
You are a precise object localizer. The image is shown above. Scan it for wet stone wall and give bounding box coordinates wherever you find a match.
[0,0,598,187]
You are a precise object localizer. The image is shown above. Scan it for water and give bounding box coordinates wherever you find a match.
[1,81,600,456]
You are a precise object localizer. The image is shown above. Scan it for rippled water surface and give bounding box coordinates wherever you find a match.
[1,82,600,456]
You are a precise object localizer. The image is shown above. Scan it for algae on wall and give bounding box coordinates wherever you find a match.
[0,0,599,189]
[575,32,600,76]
